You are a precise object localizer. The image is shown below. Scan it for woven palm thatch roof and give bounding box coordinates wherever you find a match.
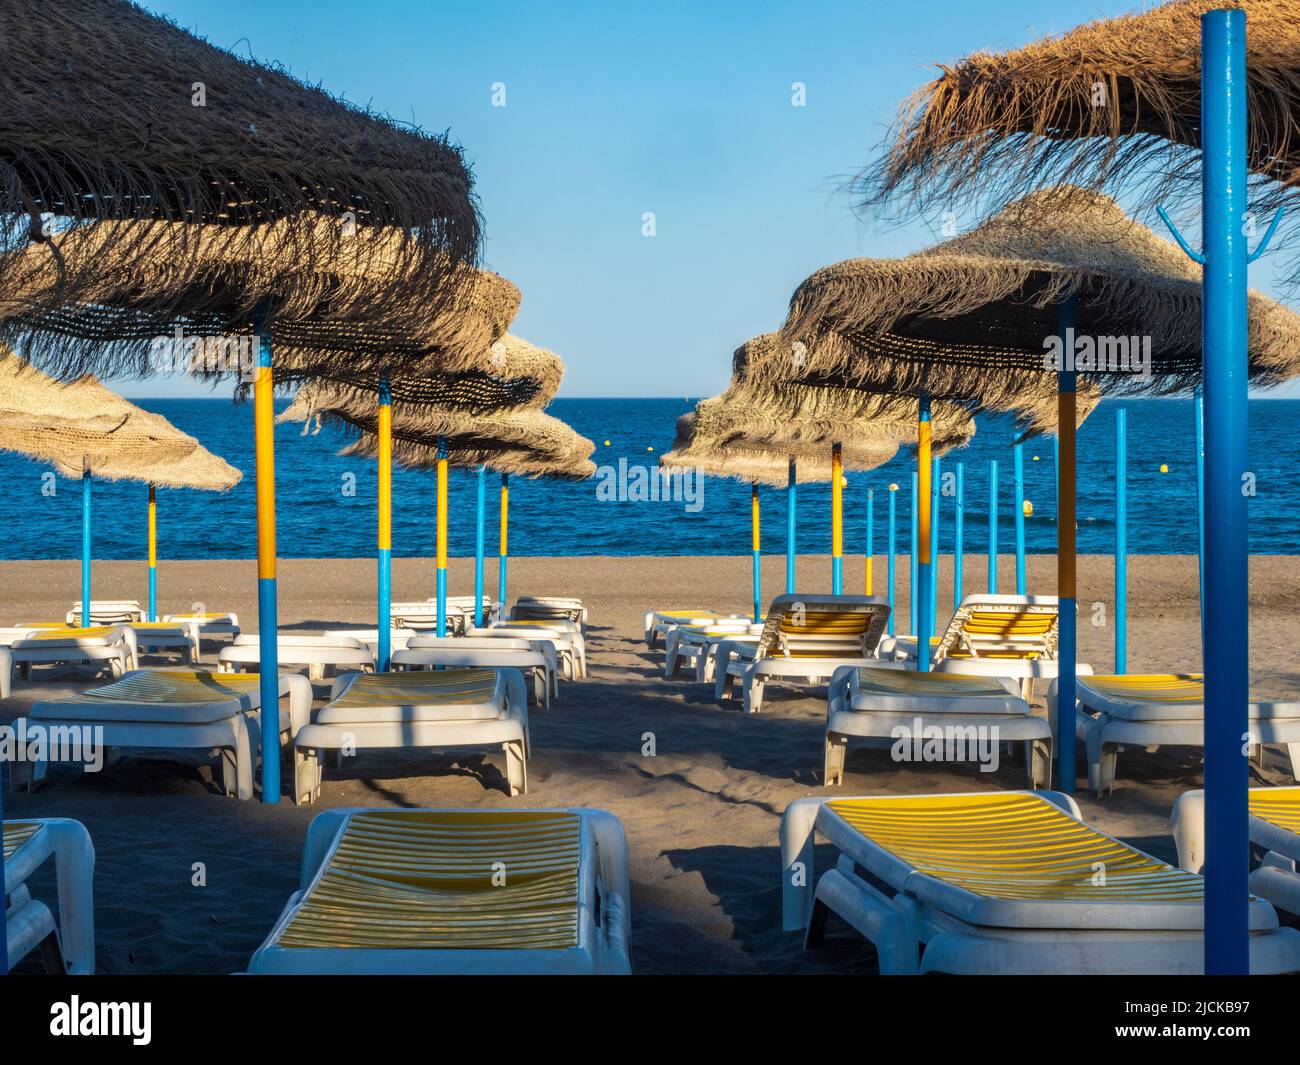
[0,349,240,489]
[0,219,512,379]
[769,188,1300,415]
[861,0,1300,280]
[279,380,595,480]
[0,0,480,373]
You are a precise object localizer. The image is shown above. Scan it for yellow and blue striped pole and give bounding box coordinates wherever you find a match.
[147,484,157,621]
[786,457,797,593]
[498,474,509,612]
[474,464,486,627]
[376,377,392,671]
[865,488,874,596]
[831,443,843,593]
[436,436,449,637]
[252,313,280,803]
[1055,295,1078,795]
[751,482,761,621]
[916,398,932,671]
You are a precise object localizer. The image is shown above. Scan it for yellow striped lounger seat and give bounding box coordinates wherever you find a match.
[248,808,631,973]
[782,790,1300,974]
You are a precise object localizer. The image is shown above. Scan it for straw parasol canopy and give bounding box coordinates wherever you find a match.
[0,0,480,374]
[860,0,1300,277]
[279,375,596,480]
[0,348,241,490]
[662,335,977,486]
[767,188,1300,415]
[0,219,512,380]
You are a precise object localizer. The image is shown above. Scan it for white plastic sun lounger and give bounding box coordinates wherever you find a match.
[511,596,588,631]
[781,790,1300,974]
[324,628,419,657]
[65,600,143,626]
[7,625,137,683]
[218,633,376,682]
[467,622,587,680]
[393,635,558,708]
[1053,674,1300,796]
[0,626,38,647]
[16,669,313,801]
[246,807,631,974]
[444,596,502,625]
[126,620,201,664]
[664,620,762,682]
[823,665,1053,787]
[391,601,468,635]
[643,608,745,649]
[1172,787,1300,916]
[293,669,531,802]
[4,818,95,974]
[714,594,890,714]
[163,611,242,642]
[881,594,1064,698]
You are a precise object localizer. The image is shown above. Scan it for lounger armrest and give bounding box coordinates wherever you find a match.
[281,674,314,737]
[298,809,353,889]
[0,646,10,699]
[780,798,826,932]
[585,810,633,973]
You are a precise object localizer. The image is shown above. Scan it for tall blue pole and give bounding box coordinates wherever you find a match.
[1195,386,1207,654]
[1201,7,1250,975]
[435,437,448,638]
[954,462,964,612]
[498,474,509,614]
[786,457,797,594]
[1014,443,1027,594]
[474,464,486,628]
[865,488,874,597]
[1056,295,1079,797]
[1115,408,1128,674]
[81,467,91,627]
[751,483,762,623]
[376,376,392,672]
[917,399,933,670]
[988,459,998,594]
[887,485,897,634]
[909,471,918,638]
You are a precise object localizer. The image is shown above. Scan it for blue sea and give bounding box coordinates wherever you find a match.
[3,397,1297,560]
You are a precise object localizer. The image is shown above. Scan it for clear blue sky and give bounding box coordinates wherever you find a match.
[123,0,1300,399]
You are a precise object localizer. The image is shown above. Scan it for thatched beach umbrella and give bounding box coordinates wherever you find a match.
[281,363,593,639]
[664,349,974,620]
[0,0,479,340]
[0,350,240,625]
[0,0,482,818]
[863,0,1300,277]
[860,4,1297,971]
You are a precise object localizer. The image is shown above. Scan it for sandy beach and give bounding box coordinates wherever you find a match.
[3,552,1298,975]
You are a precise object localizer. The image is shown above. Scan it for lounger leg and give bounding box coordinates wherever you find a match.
[1169,790,1206,873]
[779,797,823,932]
[1286,743,1300,782]
[742,674,764,714]
[233,719,254,800]
[504,740,527,796]
[295,746,320,805]
[48,819,95,974]
[1029,739,1052,790]
[824,733,847,787]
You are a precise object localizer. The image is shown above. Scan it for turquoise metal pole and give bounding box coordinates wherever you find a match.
[751,483,762,622]
[377,376,392,672]
[1056,295,1078,797]
[81,464,91,627]
[436,437,448,638]
[786,457,796,593]
[929,455,939,638]
[498,474,509,612]
[887,485,897,634]
[954,462,964,611]
[1201,7,1250,974]
[1116,408,1128,674]
[1195,385,1207,652]
[474,464,486,628]
[1014,443,1026,594]
[987,460,998,594]
[909,471,918,637]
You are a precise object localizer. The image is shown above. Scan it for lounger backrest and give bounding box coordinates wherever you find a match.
[934,595,1059,663]
[512,601,583,624]
[4,820,43,860]
[754,595,890,660]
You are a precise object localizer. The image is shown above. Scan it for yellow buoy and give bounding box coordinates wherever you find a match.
[889,483,899,491]
[1023,500,1033,517]
[1032,455,1040,461]
[646,446,654,452]
[604,440,611,446]
[1159,463,1169,473]
[840,475,848,488]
